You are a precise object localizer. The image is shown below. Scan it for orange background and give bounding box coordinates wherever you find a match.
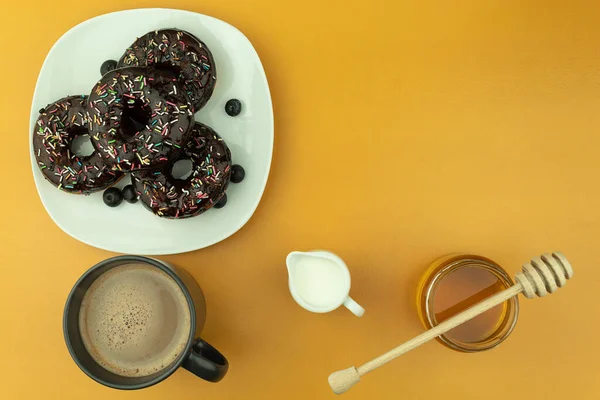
[1,1,599,399]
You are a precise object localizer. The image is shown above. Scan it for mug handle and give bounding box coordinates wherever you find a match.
[182,338,229,382]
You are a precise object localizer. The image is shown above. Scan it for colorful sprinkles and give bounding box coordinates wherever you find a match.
[117,29,217,111]
[131,123,232,219]
[32,96,123,194]
[87,67,194,172]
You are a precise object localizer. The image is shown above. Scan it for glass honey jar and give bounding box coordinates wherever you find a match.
[416,254,519,352]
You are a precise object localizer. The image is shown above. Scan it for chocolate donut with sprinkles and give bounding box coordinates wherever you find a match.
[33,96,123,194]
[87,66,194,172]
[131,122,232,219]
[118,29,217,111]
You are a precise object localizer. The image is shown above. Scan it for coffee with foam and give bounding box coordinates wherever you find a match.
[78,264,191,377]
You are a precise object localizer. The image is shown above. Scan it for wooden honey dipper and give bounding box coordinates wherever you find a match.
[328,252,573,395]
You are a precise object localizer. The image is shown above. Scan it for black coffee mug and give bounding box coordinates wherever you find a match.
[63,255,228,389]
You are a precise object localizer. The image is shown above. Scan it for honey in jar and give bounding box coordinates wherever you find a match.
[416,254,519,352]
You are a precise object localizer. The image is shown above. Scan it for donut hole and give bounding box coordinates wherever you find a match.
[171,159,194,180]
[120,98,151,142]
[154,62,181,76]
[69,130,95,157]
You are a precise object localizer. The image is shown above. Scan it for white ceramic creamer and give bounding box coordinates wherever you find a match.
[286,251,365,317]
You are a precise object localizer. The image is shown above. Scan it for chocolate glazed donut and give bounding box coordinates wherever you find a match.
[118,29,217,112]
[87,66,194,172]
[131,123,232,219]
[33,95,123,194]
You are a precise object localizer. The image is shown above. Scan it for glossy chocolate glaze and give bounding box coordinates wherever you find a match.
[131,123,232,219]
[87,66,194,172]
[33,95,123,194]
[118,29,217,112]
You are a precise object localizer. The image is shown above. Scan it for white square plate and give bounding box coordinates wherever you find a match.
[30,9,273,255]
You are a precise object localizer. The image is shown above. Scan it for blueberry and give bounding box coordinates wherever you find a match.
[214,193,227,209]
[100,60,118,76]
[225,99,242,116]
[122,185,138,203]
[230,165,245,183]
[103,187,123,207]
